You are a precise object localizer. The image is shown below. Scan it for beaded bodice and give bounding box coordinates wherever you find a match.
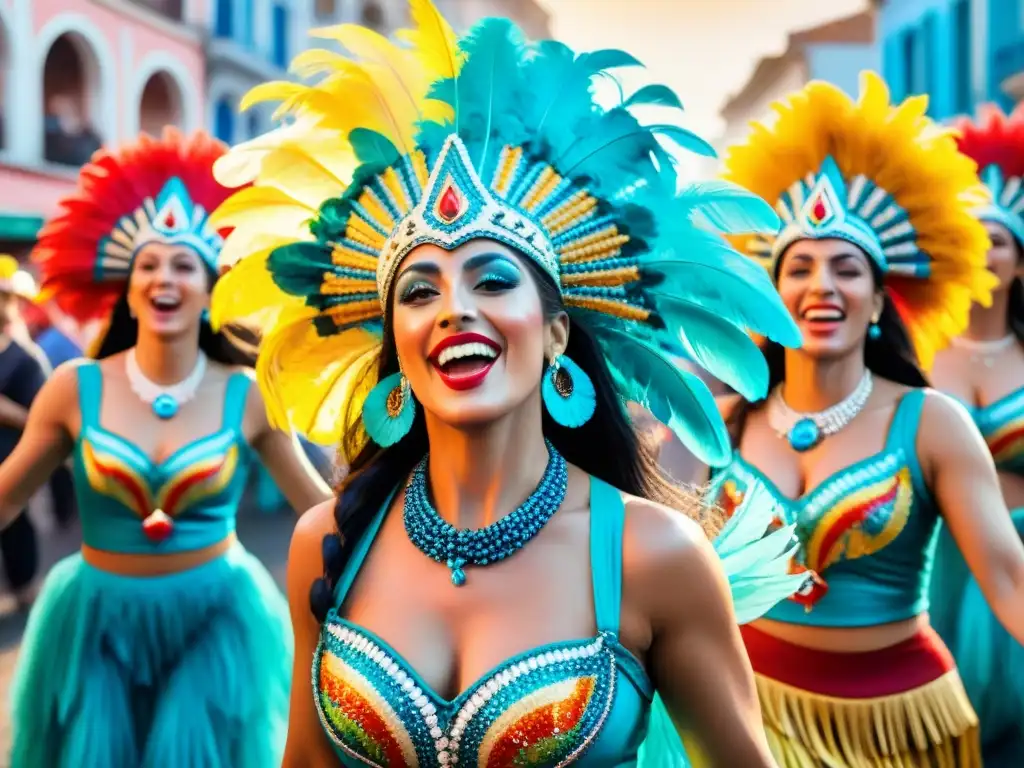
[711,389,940,628]
[969,386,1024,474]
[72,362,252,555]
[314,476,653,767]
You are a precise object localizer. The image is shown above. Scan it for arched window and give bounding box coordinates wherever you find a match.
[214,98,235,143]
[361,1,384,31]
[42,33,103,165]
[247,110,262,139]
[139,72,183,136]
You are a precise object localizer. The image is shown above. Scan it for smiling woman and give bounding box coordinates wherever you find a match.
[206,1,821,765]
[706,72,1024,767]
[0,128,332,767]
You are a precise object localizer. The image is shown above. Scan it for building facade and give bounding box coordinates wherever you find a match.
[0,0,207,252]
[717,11,878,162]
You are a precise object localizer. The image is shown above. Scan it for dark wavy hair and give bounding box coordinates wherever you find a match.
[1009,235,1024,345]
[725,253,928,443]
[92,269,257,367]
[309,260,710,622]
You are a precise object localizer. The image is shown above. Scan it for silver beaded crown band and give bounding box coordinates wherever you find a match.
[767,370,874,451]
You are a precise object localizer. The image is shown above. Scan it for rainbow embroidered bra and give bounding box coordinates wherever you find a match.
[723,72,995,370]
[208,0,802,467]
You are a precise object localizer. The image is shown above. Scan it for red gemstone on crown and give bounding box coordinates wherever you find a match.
[811,198,828,222]
[142,509,174,542]
[164,211,176,228]
[438,184,463,223]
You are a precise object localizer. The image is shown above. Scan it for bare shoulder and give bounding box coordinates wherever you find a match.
[917,388,981,454]
[287,499,338,599]
[36,358,89,409]
[621,493,723,624]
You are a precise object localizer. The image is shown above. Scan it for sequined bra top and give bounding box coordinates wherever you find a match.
[709,389,939,628]
[968,386,1024,475]
[314,476,654,767]
[72,362,251,555]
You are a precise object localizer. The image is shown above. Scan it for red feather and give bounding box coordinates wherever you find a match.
[955,103,1024,179]
[31,127,245,324]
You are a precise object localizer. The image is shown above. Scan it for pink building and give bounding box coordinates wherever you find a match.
[0,0,207,257]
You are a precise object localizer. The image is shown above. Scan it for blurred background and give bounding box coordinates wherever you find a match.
[0,0,1009,758]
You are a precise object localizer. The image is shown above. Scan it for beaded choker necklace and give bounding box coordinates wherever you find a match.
[951,334,1016,368]
[403,441,568,586]
[766,371,873,452]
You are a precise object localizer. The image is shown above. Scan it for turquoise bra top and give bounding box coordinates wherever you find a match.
[72,362,252,555]
[964,386,1024,475]
[314,476,654,767]
[710,389,940,628]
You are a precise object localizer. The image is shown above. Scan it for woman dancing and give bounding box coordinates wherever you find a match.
[928,104,1024,766]
[709,73,1024,766]
[209,1,812,764]
[0,128,332,767]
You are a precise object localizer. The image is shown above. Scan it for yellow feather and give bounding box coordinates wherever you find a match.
[398,0,463,81]
[257,147,350,210]
[208,185,315,232]
[210,242,304,332]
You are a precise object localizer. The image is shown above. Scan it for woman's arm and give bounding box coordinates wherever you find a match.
[627,499,775,766]
[244,376,334,514]
[0,394,28,429]
[920,391,1024,644]
[282,499,344,768]
[0,364,77,527]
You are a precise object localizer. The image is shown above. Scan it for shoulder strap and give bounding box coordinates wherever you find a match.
[589,476,626,636]
[75,362,102,429]
[333,484,400,608]
[885,388,930,498]
[221,372,252,432]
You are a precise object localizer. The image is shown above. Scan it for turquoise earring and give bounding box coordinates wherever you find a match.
[868,316,881,340]
[542,354,596,428]
[362,371,416,446]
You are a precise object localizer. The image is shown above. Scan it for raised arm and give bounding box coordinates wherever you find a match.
[282,500,343,768]
[0,363,78,528]
[628,499,775,766]
[244,376,334,515]
[920,390,1024,644]
[0,394,28,430]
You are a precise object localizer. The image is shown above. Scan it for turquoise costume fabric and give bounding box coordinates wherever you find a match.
[929,390,1024,767]
[313,475,800,767]
[710,390,941,627]
[8,362,291,768]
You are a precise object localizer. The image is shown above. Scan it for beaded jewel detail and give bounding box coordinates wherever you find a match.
[404,441,568,586]
[314,616,616,767]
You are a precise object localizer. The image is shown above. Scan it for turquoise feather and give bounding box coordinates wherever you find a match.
[267,242,339,299]
[576,49,644,73]
[349,128,401,167]
[623,84,683,110]
[588,321,730,466]
[675,180,780,234]
[542,355,596,428]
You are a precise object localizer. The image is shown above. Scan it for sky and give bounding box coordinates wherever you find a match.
[538,0,869,139]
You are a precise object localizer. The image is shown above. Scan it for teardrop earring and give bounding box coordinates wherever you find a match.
[362,371,416,446]
[542,354,596,427]
[868,313,882,341]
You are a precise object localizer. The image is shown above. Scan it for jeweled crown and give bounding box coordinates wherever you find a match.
[378,135,556,304]
[98,176,223,281]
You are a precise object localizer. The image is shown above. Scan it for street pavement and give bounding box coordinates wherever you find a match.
[0,503,297,767]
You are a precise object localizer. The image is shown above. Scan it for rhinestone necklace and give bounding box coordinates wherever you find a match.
[125,348,207,420]
[951,334,1016,368]
[403,440,568,587]
[766,370,873,452]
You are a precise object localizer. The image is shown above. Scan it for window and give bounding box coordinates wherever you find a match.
[214,0,232,39]
[920,14,935,110]
[362,1,385,31]
[271,3,290,69]
[901,27,918,98]
[215,99,235,143]
[247,110,262,139]
[315,0,337,20]
[953,0,972,113]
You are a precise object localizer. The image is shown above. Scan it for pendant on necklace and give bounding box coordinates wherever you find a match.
[787,418,820,452]
[447,557,467,587]
[152,394,179,420]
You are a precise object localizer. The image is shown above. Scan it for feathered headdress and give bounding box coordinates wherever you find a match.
[209,0,801,466]
[955,103,1024,245]
[0,255,38,301]
[723,72,996,370]
[32,128,237,324]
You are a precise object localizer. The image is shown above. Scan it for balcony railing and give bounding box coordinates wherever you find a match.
[43,121,102,167]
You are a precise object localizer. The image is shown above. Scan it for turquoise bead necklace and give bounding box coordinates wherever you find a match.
[403,440,568,586]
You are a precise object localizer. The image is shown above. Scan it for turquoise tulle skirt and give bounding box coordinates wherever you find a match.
[929,508,1024,767]
[9,543,292,768]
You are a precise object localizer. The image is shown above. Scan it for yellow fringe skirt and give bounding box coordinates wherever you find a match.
[741,625,980,767]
